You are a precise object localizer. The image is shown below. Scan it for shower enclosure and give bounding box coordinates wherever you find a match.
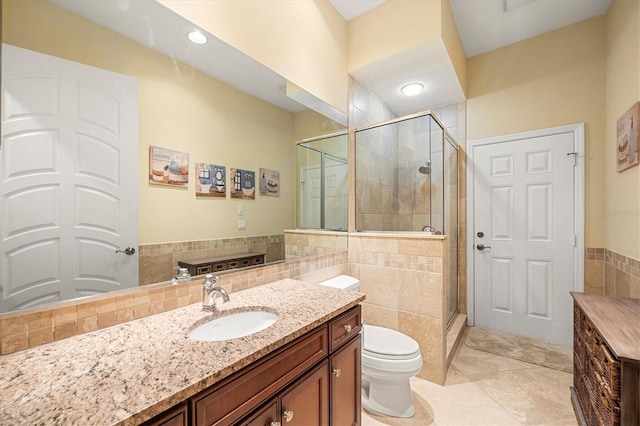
[354,112,459,324]
[296,132,348,231]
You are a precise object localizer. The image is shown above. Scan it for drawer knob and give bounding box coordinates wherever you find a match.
[283,410,294,422]
[332,368,342,377]
[344,324,352,333]
[270,423,281,426]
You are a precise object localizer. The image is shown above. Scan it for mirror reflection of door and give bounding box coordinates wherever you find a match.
[0,45,139,312]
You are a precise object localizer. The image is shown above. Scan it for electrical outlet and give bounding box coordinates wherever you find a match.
[237,220,246,230]
[237,204,244,216]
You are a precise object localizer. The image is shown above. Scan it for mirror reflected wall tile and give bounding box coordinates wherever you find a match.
[138,235,285,285]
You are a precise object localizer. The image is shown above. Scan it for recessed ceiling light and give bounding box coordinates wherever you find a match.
[187,31,207,45]
[401,83,424,97]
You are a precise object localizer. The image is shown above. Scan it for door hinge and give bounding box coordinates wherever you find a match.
[567,152,578,166]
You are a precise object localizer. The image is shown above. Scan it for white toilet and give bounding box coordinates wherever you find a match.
[319,275,423,418]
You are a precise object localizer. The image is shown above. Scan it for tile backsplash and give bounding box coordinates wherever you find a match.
[585,247,639,299]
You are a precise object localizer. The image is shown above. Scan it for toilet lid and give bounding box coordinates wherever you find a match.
[363,325,420,359]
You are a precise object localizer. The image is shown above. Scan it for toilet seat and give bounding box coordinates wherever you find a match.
[363,325,420,360]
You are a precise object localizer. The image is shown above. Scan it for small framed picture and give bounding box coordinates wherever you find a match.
[149,146,189,187]
[617,102,639,172]
[195,163,226,197]
[259,168,280,197]
[230,168,255,199]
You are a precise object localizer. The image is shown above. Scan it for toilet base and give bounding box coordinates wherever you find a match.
[361,376,416,418]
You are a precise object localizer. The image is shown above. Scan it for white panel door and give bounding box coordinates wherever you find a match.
[1,44,138,312]
[324,161,347,231]
[473,132,575,344]
[300,166,322,229]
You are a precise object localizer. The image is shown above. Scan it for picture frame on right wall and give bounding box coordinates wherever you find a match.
[616,101,639,172]
[259,168,280,197]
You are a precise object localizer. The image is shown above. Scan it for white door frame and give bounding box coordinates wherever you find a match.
[466,123,585,326]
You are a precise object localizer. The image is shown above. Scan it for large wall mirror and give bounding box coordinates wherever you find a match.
[0,0,347,314]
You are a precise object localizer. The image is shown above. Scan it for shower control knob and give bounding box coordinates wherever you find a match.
[477,231,484,238]
[476,244,492,251]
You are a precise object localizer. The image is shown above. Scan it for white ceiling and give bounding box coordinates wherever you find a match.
[330,0,611,116]
[49,0,612,121]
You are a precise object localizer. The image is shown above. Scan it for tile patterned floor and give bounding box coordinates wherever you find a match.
[362,330,577,426]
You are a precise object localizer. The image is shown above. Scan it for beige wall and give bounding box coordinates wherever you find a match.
[347,0,441,72]
[3,0,297,245]
[440,0,467,95]
[605,0,640,260]
[466,16,607,249]
[293,109,346,143]
[159,0,349,117]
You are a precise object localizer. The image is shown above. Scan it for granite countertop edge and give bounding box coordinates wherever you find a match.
[0,279,365,426]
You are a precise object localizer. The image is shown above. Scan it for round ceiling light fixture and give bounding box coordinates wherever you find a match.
[187,31,208,45]
[401,83,424,96]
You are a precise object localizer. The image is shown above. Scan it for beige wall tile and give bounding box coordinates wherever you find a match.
[398,270,443,318]
[54,322,76,341]
[0,317,28,337]
[398,311,444,366]
[97,312,117,329]
[398,239,443,257]
[361,303,398,330]
[359,265,398,308]
[76,302,97,319]
[97,299,117,315]
[614,269,631,298]
[359,237,398,254]
[139,253,173,286]
[630,275,640,299]
[116,308,134,323]
[584,259,604,295]
[133,304,151,319]
[2,333,28,354]
[133,292,151,306]
[53,306,77,324]
[604,263,615,296]
[29,328,54,347]
[417,359,445,385]
[77,316,98,333]
[26,311,53,331]
[116,295,134,310]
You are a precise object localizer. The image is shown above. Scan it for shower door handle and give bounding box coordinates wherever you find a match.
[476,244,492,251]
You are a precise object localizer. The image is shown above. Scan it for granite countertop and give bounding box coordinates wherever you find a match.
[0,279,365,425]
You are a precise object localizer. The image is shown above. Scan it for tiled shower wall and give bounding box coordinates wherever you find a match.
[139,235,284,285]
[584,248,640,299]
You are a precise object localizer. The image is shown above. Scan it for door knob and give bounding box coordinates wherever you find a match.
[283,410,294,422]
[115,247,136,255]
[476,244,492,251]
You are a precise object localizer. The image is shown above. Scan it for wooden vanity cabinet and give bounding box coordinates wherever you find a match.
[144,403,188,426]
[142,305,361,426]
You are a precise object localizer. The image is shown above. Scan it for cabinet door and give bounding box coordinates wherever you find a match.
[142,403,187,426]
[280,360,329,426]
[242,399,279,426]
[330,335,361,426]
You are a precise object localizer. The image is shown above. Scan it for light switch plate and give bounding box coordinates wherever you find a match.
[237,204,244,216]
[237,220,246,230]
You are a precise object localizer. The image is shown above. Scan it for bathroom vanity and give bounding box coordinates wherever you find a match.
[0,279,364,425]
[571,292,640,426]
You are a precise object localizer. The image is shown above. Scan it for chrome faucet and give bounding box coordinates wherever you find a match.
[202,274,229,312]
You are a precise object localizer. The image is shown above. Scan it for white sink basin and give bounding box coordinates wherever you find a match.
[188,309,279,342]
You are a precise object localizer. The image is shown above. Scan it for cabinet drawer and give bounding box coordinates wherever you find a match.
[196,265,212,275]
[252,256,264,265]
[227,260,240,269]
[241,399,278,426]
[142,402,188,426]
[192,326,328,426]
[213,263,227,272]
[240,258,251,268]
[329,306,361,352]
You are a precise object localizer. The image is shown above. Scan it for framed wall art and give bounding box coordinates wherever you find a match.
[259,168,280,197]
[195,163,226,197]
[617,101,639,172]
[149,146,189,187]
[230,168,255,199]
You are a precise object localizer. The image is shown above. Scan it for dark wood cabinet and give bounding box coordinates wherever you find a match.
[330,334,361,426]
[280,360,330,426]
[142,403,187,426]
[144,305,361,426]
[178,252,265,276]
[571,293,640,426]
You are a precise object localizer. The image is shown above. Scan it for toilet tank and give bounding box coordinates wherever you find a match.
[319,275,360,292]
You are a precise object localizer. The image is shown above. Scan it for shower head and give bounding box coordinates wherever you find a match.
[418,160,431,175]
